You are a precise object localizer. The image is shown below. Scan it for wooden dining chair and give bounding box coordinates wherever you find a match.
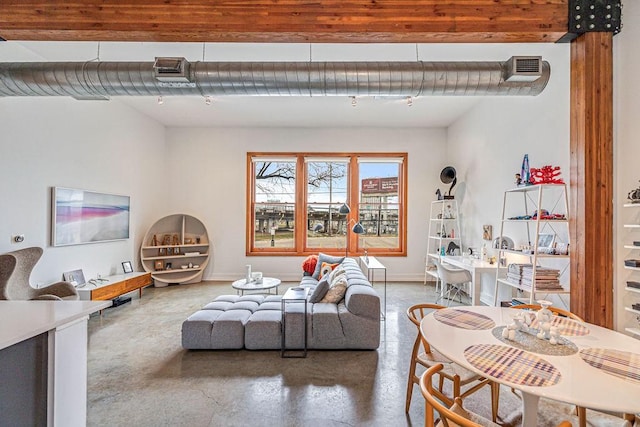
[405,304,499,422]
[510,303,584,322]
[419,364,574,427]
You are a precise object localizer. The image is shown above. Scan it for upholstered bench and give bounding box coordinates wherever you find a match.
[182,294,282,349]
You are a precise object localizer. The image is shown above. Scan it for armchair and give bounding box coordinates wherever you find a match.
[0,247,78,300]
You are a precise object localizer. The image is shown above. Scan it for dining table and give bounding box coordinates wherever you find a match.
[420,305,640,427]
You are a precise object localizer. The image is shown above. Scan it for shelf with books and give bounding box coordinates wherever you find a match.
[493,184,570,306]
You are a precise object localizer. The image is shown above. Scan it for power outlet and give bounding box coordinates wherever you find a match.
[12,234,25,243]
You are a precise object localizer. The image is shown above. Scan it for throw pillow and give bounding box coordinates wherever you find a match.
[312,253,345,279]
[328,264,346,284]
[309,277,330,303]
[320,277,348,304]
[319,261,340,280]
[302,255,318,276]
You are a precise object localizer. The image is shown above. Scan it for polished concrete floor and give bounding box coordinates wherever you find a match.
[87,281,599,427]
[86,280,456,426]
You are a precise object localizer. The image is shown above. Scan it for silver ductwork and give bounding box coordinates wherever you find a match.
[0,56,550,100]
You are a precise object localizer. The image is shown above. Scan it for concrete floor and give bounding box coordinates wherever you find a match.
[86,282,621,427]
[87,280,453,427]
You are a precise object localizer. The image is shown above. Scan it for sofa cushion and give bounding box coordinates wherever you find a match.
[312,253,345,279]
[318,261,340,280]
[309,277,330,303]
[302,254,318,276]
[320,276,348,303]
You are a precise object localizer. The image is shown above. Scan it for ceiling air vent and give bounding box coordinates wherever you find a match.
[504,56,543,82]
[153,57,191,83]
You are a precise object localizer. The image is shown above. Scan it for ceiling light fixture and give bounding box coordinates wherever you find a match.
[205,95,212,105]
[351,96,357,107]
[157,95,164,105]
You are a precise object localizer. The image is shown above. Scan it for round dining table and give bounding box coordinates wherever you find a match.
[421,306,640,427]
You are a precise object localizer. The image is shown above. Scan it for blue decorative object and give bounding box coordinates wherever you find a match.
[520,154,531,186]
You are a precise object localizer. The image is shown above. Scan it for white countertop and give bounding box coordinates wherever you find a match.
[0,300,111,350]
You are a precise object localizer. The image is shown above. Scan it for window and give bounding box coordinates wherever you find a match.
[248,153,407,256]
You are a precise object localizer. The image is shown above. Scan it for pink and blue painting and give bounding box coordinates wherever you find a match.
[52,187,130,246]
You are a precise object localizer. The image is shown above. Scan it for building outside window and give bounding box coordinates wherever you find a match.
[248,153,406,256]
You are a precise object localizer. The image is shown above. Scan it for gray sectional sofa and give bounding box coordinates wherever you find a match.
[182,257,381,350]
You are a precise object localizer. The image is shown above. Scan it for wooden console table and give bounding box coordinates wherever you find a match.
[77,272,151,301]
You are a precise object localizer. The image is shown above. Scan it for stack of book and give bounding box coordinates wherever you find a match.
[506,263,562,290]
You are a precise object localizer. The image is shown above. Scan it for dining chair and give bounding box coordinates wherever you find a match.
[419,364,575,427]
[405,304,499,422]
[510,303,584,321]
[433,259,471,306]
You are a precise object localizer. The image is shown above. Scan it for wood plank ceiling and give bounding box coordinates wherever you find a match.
[0,1,568,43]
[0,1,617,327]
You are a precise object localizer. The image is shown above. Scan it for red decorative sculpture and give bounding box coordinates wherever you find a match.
[529,165,565,184]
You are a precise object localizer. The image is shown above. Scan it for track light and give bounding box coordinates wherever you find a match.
[407,96,413,107]
[205,96,212,105]
[351,96,357,107]
[157,95,164,105]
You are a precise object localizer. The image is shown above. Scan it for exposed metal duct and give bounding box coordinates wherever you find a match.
[0,56,550,100]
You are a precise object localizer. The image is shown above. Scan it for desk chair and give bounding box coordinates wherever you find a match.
[405,304,499,422]
[434,259,471,306]
[420,364,574,427]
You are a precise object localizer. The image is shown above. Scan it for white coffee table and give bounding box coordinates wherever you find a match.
[231,277,281,296]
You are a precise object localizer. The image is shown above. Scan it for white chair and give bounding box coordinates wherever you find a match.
[434,259,471,306]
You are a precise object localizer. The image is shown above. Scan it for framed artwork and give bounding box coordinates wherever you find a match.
[122,261,133,274]
[51,187,130,246]
[482,225,492,240]
[63,269,86,287]
[537,233,556,252]
[154,260,165,271]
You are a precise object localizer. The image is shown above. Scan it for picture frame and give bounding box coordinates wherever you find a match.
[165,262,172,270]
[122,261,133,274]
[537,233,556,253]
[52,187,130,246]
[158,247,167,256]
[63,269,86,287]
[154,260,165,271]
[482,225,492,241]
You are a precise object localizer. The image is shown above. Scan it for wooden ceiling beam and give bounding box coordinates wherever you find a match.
[0,1,569,43]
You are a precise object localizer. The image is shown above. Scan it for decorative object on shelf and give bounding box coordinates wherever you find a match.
[624,259,640,267]
[628,180,640,203]
[185,237,193,244]
[439,166,457,199]
[446,241,460,255]
[482,225,492,240]
[165,262,172,270]
[529,165,565,185]
[154,260,164,271]
[492,236,514,250]
[141,213,210,286]
[196,237,201,244]
[536,233,556,254]
[122,261,133,274]
[519,154,531,186]
[435,188,443,200]
[515,173,522,186]
[63,269,86,287]
[151,235,158,246]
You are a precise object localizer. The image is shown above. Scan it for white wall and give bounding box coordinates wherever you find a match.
[447,44,570,305]
[614,3,640,332]
[0,97,166,285]
[164,127,446,281]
